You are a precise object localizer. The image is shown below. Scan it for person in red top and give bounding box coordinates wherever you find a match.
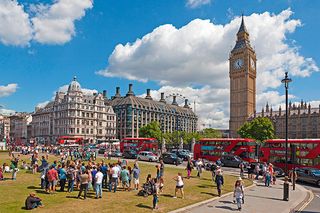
[47,166,58,193]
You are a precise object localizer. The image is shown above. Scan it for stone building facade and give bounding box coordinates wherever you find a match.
[32,77,116,144]
[9,113,32,144]
[229,16,257,137]
[107,84,198,140]
[0,115,10,141]
[251,101,320,139]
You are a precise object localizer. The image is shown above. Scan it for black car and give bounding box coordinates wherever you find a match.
[296,167,320,187]
[98,148,106,154]
[161,153,183,165]
[171,150,190,161]
[123,150,137,159]
[220,155,248,168]
[110,150,122,157]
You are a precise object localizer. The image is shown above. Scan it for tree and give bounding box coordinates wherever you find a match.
[237,117,275,143]
[199,128,222,138]
[139,121,162,141]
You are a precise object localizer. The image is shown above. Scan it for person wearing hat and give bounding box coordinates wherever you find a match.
[25,192,43,210]
[233,178,244,211]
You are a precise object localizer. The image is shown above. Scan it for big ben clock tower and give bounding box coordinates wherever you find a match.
[229,15,256,137]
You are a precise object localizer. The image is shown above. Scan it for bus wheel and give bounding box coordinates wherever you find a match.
[138,157,141,160]
[149,159,152,162]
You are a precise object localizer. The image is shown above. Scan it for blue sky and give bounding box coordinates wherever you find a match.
[0,0,319,128]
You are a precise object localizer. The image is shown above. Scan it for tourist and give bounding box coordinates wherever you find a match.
[94,167,103,199]
[67,164,76,192]
[0,166,3,180]
[186,158,193,179]
[233,178,244,211]
[254,163,260,180]
[47,166,58,193]
[25,192,43,210]
[152,178,159,210]
[128,165,133,189]
[77,170,89,199]
[101,162,109,188]
[159,160,164,180]
[196,159,203,178]
[109,163,120,192]
[132,163,140,190]
[159,177,164,193]
[156,165,160,181]
[265,170,271,187]
[173,172,184,199]
[215,169,224,197]
[59,164,67,192]
[12,167,18,180]
[120,165,130,191]
[239,162,245,178]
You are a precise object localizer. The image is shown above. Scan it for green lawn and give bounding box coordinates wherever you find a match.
[0,152,252,213]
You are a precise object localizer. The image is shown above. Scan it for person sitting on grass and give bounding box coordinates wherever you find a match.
[25,192,44,210]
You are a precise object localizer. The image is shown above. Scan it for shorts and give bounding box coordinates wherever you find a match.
[133,178,139,185]
[176,185,184,189]
[49,180,57,187]
[122,180,129,187]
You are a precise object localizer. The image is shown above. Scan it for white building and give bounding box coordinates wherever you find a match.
[0,115,10,142]
[9,113,32,144]
[32,77,117,144]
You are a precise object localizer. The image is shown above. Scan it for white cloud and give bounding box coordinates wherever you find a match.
[186,0,212,8]
[31,0,93,44]
[0,0,93,46]
[36,101,50,108]
[0,108,15,115]
[99,9,319,128]
[0,0,32,46]
[0,83,18,97]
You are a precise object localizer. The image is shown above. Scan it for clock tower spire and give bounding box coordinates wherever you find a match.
[229,15,257,137]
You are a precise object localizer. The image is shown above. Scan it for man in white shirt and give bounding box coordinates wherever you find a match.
[95,168,104,198]
[109,163,120,193]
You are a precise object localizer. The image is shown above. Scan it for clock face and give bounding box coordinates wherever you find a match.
[250,58,255,69]
[233,58,244,69]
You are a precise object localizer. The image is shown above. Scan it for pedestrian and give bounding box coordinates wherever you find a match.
[239,162,245,178]
[132,163,140,190]
[109,163,120,192]
[265,170,271,187]
[67,164,76,192]
[155,165,160,181]
[215,169,224,197]
[173,172,184,199]
[77,170,89,199]
[152,178,159,210]
[47,166,58,193]
[186,159,193,179]
[94,167,103,199]
[254,163,260,180]
[59,164,67,192]
[120,165,130,191]
[196,159,203,178]
[159,160,164,180]
[233,178,244,211]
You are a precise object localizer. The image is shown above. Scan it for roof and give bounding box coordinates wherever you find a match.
[265,139,320,143]
[237,15,248,34]
[199,138,255,142]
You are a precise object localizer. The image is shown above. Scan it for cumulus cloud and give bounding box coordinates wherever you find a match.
[186,0,212,8]
[0,0,32,46]
[98,9,319,128]
[31,0,93,44]
[0,0,93,46]
[0,108,16,115]
[0,83,18,97]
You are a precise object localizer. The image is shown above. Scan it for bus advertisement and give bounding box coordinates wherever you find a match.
[120,138,158,153]
[58,136,83,146]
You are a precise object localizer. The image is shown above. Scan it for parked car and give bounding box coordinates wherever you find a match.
[98,148,106,154]
[161,153,183,165]
[171,149,191,161]
[123,150,138,159]
[220,155,249,168]
[110,150,122,157]
[296,168,320,187]
[137,151,158,162]
[273,166,285,177]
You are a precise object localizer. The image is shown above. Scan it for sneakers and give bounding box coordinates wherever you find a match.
[173,196,177,198]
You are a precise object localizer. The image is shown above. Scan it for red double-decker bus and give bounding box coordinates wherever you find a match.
[260,139,320,169]
[58,136,83,146]
[120,138,158,153]
[194,138,257,162]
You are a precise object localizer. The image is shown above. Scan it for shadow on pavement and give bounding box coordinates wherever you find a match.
[219,200,234,204]
[215,205,235,211]
[246,194,284,201]
[299,211,319,213]
[136,203,153,210]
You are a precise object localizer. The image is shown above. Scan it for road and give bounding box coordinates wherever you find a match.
[298,182,320,213]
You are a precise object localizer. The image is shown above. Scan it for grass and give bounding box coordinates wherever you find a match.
[0,152,252,213]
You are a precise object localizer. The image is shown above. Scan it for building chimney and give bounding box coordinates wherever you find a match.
[184,99,189,108]
[145,89,152,100]
[159,92,166,103]
[172,96,178,106]
[114,87,121,98]
[126,84,135,96]
[103,90,107,98]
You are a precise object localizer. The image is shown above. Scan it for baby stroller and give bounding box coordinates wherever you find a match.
[138,182,153,197]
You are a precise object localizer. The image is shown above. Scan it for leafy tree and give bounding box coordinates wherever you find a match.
[199,128,222,138]
[139,121,162,141]
[237,117,275,143]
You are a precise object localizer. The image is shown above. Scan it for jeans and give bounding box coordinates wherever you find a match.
[265,177,271,187]
[68,179,74,192]
[60,179,66,191]
[109,177,118,192]
[78,183,88,199]
[41,179,46,189]
[217,184,222,196]
[103,175,108,188]
[236,198,242,209]
[31,201,42,209]
[95,183,102,198]
[153,195,158,208]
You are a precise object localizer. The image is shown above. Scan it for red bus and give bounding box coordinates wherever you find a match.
[194,138,257,163]
[58,136,83,146]
[260,139,320,169]
[120,138,158,153]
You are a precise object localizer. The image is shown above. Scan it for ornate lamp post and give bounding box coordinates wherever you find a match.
[281,72,292,176]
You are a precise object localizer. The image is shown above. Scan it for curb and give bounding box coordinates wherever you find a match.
[169,183,256,213]
[291,185,314,213]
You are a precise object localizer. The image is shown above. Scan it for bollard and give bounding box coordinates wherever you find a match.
[283,176,289,201]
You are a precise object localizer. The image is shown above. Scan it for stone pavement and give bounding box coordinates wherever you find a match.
[175,180,310,213]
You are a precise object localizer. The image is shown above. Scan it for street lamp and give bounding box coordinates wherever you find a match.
[281,72,292,176]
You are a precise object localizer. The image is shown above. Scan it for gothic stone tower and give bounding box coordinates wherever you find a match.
[229,16,257,137]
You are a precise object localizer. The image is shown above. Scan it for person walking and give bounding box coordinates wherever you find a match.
[215,169,224,197]
[233,178,244,211]
[265,170,271,187]
[132,163,140,190]
[94,168,103,199]
[120,166,130,191]
[186,159,193,179]
[77,170,89,199]
[152,178,159,210]
[59,164,67,192]
[47,166,58,193]
[109,163,120,192]
[239,162,245,178]
[173,172,184,199]
[67,164,76,192]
